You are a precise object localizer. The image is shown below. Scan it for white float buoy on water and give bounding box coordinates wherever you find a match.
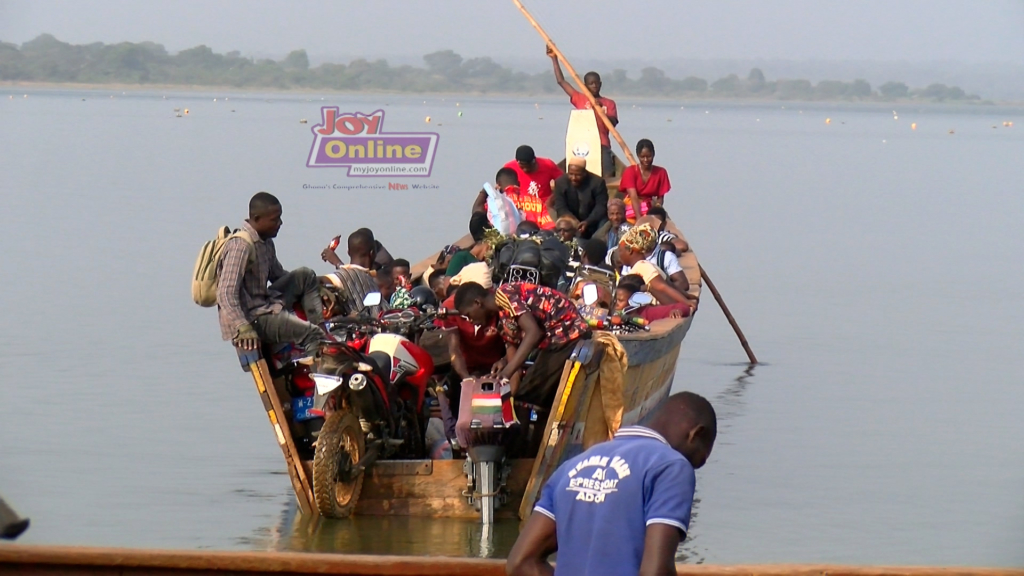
[425,116,431,123]
[184,108,189,115]
[299,119,307,124]
[458,111,463,117]
[825,118,831,124]
[911,123,917,130]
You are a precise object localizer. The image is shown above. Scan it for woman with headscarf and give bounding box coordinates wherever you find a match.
[620,139,672,221]
[616,224,692,309]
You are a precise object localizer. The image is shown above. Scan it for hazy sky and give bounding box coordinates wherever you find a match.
[1,0,1022,65]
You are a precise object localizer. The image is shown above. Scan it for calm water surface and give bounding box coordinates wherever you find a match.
[1,89,1022,566]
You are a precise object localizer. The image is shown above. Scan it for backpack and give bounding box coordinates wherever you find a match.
[538,236,570,290]
[493,237,541,286]
[191,226,255,307]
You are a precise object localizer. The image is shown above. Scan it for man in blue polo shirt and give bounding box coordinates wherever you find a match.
[506,392,717,576]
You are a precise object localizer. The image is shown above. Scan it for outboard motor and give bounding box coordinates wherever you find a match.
[456,376,512,524]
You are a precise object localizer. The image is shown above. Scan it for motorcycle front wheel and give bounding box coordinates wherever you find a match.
[312,409,365,518]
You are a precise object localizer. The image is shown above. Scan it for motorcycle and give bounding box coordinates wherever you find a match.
[306,292,442,518]
[456,375,514,525]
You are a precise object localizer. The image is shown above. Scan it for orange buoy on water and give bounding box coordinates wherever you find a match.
[825,118,831,124]
[911,123,917,130]
[184,108,189,115]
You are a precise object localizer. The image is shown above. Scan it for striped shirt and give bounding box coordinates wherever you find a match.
[216,221,285,340]
[324,264,387,318]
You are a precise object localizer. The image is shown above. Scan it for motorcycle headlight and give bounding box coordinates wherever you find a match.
[349,373,367,391]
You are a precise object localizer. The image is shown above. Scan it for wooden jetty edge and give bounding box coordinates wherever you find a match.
[0,545,1020,576]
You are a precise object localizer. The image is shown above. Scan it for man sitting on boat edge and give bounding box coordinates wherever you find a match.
[216,192,324,360]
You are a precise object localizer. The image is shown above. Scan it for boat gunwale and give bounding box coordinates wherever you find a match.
[0,545,1020,576]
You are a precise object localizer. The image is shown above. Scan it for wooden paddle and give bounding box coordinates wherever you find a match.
[511,0,758,364]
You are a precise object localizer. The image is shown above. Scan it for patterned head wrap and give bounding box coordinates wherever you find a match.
[619,223,658,254]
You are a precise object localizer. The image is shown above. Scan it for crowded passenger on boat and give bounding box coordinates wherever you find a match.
[206,172,697,458]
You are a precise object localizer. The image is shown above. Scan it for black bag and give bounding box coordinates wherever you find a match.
[538,237,569,290]
[493,238,542,285]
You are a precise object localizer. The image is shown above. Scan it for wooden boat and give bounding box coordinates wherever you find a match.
[244,110,705,520]
[1,545,1021,576]
[245,211,703,521]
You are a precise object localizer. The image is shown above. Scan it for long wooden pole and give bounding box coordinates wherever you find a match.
[511,0,636,167]
[512,0,758,365]
[699,265,758,364]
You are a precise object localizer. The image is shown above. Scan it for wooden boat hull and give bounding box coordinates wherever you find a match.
[1,545,1020,576]
[276,314,693,519]
[256,148,703,520]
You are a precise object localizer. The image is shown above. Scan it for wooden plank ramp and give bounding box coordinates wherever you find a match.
[0,546,1020,576]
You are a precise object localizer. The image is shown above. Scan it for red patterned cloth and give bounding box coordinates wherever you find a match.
[495,283,589,349]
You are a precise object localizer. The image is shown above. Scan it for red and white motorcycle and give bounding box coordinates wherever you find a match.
[308,292,440,518]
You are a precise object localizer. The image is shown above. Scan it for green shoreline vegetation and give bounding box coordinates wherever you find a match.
[0,34,985,103]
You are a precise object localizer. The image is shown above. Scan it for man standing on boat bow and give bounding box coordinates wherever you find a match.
[507,392,717,576]
[548,45,618,178]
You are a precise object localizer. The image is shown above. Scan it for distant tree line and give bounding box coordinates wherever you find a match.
[0,35,983,102]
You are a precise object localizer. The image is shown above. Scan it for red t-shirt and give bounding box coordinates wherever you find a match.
[503,158,562,229]
[619,164,671,199]
[442,295,506,373]
[568,89,618,148]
